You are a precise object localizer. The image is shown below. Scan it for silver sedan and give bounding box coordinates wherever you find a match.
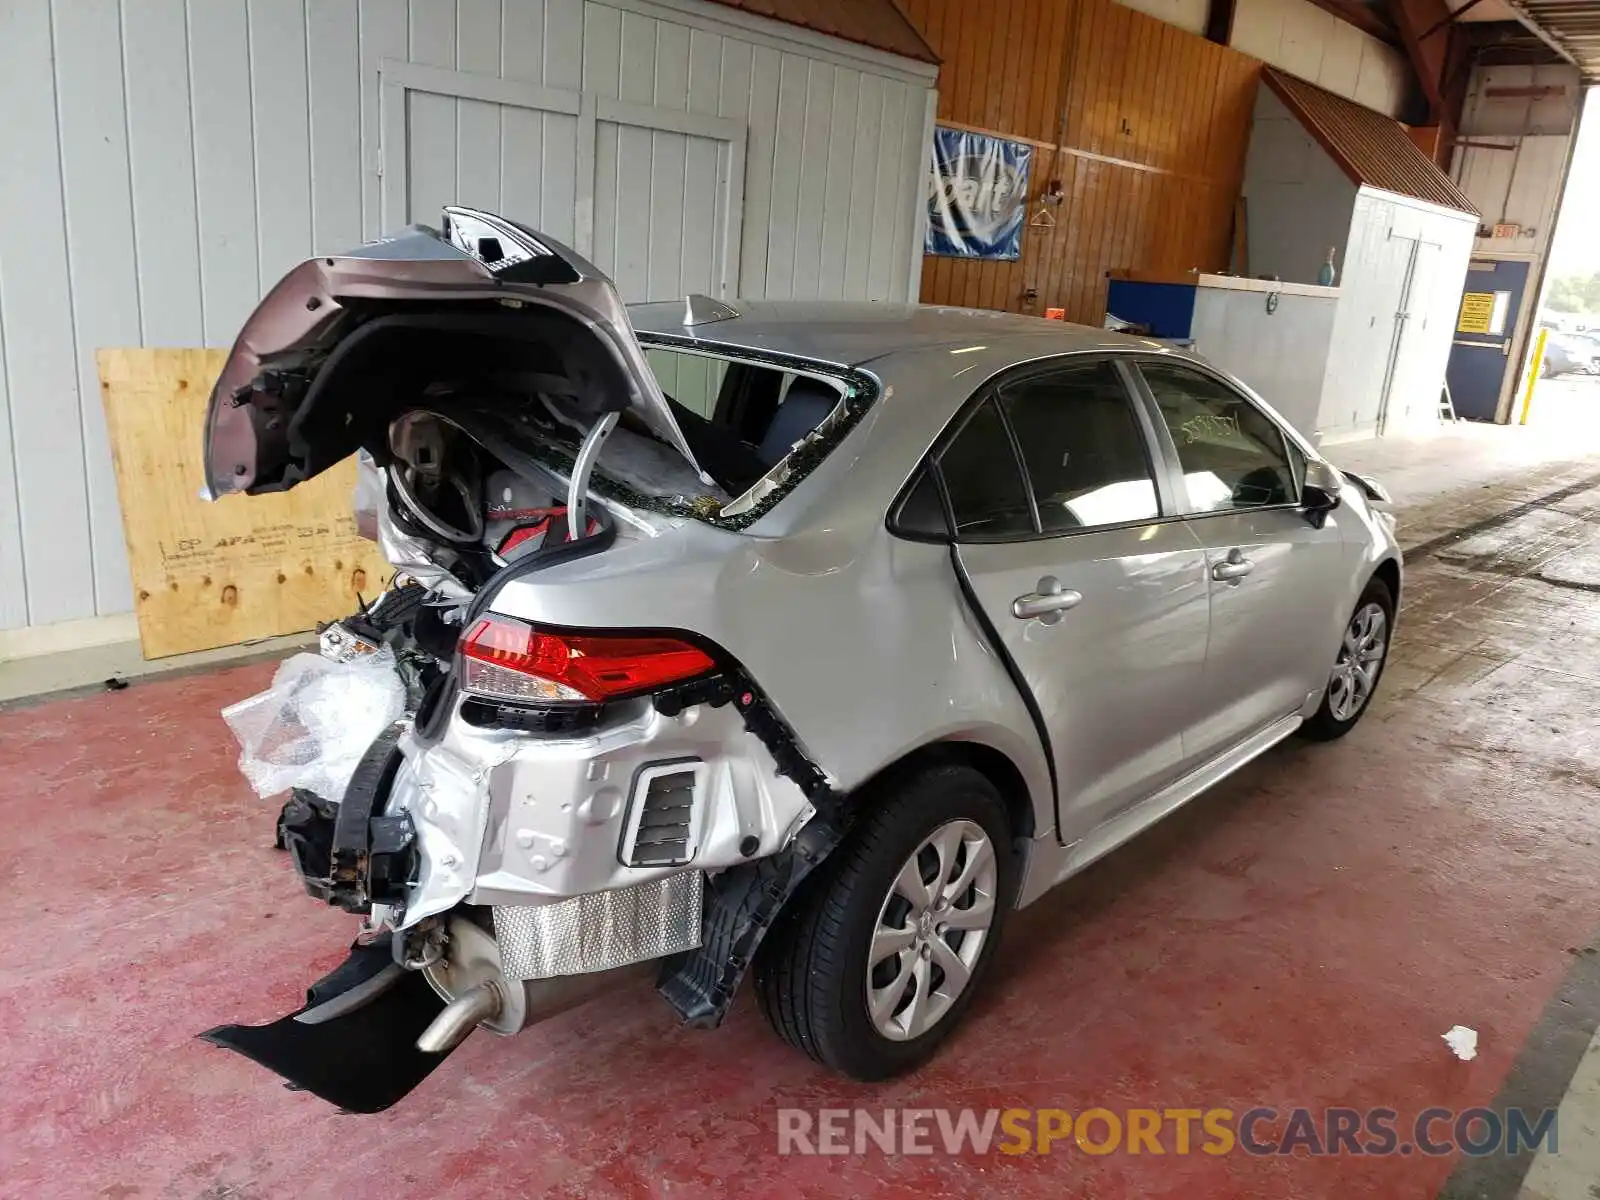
[202,210,1401,1107]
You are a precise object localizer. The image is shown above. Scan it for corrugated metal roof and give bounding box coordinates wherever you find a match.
[702,0,939,64]
[1263,70,1479,215]
[1509,0,1600,80]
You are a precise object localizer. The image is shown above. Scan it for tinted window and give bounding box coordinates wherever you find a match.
[1140,362,1296,513]
[998,362,1159,532]
[893,468,949,538]
[936,399,1034,538]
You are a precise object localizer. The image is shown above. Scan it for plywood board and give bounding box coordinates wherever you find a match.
[97,347,390,659]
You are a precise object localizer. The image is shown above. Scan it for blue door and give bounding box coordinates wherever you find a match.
[1445,259,1530,422]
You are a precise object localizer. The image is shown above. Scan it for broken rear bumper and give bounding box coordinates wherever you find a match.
[202,922,658,1111]
[202,940,449,1113]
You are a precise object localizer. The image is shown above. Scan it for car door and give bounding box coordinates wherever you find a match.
[1131,359,1350,764]
[930,358,1212,844]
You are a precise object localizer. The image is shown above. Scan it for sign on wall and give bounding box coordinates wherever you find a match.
[1457,291,1508,335]
[925,126,1032,261]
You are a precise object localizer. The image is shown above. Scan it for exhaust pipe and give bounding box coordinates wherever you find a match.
[416,979,504,1053]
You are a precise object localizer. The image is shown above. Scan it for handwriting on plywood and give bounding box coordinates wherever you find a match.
[97,347,389,659]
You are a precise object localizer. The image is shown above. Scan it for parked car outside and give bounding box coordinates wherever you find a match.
[1542,332,1600,377]
[202,209,1402,1110]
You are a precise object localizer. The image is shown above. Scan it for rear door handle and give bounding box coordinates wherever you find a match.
[1012,575,1082,623]
[1211,549,1254,583]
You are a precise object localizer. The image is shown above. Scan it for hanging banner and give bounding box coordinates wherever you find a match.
[925,126,1032,261]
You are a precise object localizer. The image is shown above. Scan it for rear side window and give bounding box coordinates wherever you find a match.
[997,362,1159,532]
[1139,362,1297,513]
[937,400,1034,538]
[892,468,949,538]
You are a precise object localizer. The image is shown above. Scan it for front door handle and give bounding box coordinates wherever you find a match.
[1212,549,1254,584]
[1012,575,1082,623]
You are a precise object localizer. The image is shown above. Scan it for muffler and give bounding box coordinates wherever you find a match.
[417,916,650,1051]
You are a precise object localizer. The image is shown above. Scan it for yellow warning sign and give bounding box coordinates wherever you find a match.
[1457,292,1496,334]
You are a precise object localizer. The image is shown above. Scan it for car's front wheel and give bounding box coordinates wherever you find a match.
[755,763,1015,1080]
[1299,576,1395,741]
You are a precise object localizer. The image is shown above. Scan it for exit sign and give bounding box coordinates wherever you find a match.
[1492,223,1521,239]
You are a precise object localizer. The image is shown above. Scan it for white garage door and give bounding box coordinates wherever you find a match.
[379,62,744,301]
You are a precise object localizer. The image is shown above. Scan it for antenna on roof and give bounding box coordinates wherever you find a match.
[683,294,740,326]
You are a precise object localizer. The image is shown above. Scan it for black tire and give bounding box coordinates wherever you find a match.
[754,763,1017,1081]
[1299,576,1395,741]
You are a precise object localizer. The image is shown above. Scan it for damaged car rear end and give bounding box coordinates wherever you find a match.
[203,210,880,1111]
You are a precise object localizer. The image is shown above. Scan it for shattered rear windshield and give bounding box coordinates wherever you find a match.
[528,337,878,532]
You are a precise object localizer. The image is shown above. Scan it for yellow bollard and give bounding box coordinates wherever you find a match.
[1519,328,1548,426]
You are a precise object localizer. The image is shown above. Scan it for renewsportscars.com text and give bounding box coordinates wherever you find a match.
[777,1106,1558,1158]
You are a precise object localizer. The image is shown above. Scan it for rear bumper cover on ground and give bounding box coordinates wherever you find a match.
[201,939,450,1113]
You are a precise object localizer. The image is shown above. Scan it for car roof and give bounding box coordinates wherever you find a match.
[627,299,1168,367]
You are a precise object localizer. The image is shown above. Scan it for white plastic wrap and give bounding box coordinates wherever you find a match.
[221,649,407,800]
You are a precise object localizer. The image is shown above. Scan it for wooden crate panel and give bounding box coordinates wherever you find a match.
[97,347,390,659]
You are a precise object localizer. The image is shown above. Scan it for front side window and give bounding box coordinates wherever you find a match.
[997,361,1159,532]
[1139,362,1297,513]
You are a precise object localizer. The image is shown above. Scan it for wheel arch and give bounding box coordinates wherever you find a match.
[1371,556,1401,606]
[846,736,1040,854]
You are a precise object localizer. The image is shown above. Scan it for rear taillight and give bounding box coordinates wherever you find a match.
[459,614,716,704]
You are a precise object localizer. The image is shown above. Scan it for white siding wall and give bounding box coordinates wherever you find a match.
[1230,0,1409,118]
[1242,87,1360,284]
[0,0,936,634]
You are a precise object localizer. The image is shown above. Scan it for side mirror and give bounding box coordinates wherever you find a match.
[1301,459,1343,528]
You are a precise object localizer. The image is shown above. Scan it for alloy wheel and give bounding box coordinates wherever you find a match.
[1328,601,1388,722]
[866,819,998,1041]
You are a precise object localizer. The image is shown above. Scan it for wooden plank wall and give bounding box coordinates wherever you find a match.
[903,0,1261,324]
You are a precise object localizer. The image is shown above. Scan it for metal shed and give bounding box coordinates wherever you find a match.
[1241,69,1481,441]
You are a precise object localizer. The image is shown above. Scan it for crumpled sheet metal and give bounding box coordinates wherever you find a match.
[493,871,703,980]
[389,738,511,927]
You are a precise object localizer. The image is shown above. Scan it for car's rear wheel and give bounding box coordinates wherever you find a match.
[1299,576,1394,741]
[754,764,1015,1080]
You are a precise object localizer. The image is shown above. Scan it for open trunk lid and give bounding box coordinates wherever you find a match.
[203,207,704,497]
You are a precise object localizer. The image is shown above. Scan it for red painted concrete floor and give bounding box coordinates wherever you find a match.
[5,481,1600,1199]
